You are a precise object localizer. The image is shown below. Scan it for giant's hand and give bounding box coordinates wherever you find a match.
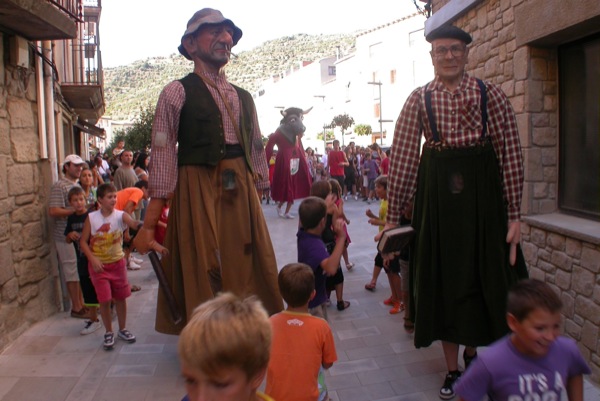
[133,227,169,256]
[506,221,521,266]
[133,197,169,256]
[375,222,398,242]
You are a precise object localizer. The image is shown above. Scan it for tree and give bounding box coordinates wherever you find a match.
[331,113,355,146]
[316,130,336,141]
[107,104,155,155]
[354,124,373,137]
[123,104,155,152]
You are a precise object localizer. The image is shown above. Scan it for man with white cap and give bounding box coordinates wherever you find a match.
[135,8,283,334]
[49,154,88,318]
[383,25,528,399]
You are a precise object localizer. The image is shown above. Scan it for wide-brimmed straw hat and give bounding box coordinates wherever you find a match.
[178,8,243,60]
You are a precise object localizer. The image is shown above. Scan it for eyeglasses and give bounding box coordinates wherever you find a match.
[431,45,466,58]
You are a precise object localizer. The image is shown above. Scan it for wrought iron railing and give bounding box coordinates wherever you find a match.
[46,0,82,22]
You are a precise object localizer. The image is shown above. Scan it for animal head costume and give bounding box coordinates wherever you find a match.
[277,107,312,144]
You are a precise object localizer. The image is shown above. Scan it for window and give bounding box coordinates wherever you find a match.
[328,66,336,76]
[369,42,382,59]
[409,30,419,47]
[558,34,600,219]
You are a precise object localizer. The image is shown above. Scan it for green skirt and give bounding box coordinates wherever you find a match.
[410,141,527,348]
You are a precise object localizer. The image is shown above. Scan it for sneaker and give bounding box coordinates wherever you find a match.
[354,195,358,201]
[80,319,102,335]
[343,195,348,201]
[276,205,284,217]
[130,255,144,264]
[284,213,295,219]
[346,262,354,271]
[439,371,461,400]
[70,307,89,319]
[118,329,136,343]
[389,301,405,315]
[127,260,141,270]
[383,296,394,306]
[103,332,115,350]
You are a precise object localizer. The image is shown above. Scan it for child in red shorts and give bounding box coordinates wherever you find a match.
[80,183,143,350]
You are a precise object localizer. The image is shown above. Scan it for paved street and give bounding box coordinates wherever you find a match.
[0,198,599,401]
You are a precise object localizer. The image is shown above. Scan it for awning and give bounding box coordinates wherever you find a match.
[75,119,105,139]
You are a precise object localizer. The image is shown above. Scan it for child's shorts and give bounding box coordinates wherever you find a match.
[375,252,400,274]
[325,266,344,291]
[368,178,376,191]
[309,303,329,322]
[89,258,130,303]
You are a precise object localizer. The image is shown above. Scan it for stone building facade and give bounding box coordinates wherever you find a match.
[0,0,105,351]
[426,0,600,383]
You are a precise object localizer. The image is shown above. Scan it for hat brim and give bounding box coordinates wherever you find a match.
[179,22,242,60]
[425,25,472,44]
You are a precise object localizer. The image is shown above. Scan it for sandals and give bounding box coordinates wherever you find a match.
[346,262,354,271]
[389,301,405,314]
[364,282,376,291]
[336,300,350,311]
[130,284,141,292]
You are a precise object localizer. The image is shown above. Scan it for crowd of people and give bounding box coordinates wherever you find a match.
[49,141,162,349]
[266,139,391,205]
[47,7,593,401]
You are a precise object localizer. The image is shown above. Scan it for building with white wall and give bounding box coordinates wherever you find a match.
[252,12,433,153]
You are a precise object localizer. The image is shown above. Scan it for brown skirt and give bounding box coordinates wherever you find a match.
[155,158,283,334]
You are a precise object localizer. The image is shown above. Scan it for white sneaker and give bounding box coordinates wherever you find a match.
[277,205,284,217]
[130,256,143,264]
[127,260,141,270]
[284,213,295,219]
[80,319,102,335]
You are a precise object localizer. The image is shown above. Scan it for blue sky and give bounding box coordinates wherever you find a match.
[100,1,420,67]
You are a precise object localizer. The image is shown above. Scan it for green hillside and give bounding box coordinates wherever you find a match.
[103,33,356,121]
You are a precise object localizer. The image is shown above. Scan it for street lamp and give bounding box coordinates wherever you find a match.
[322,123,330,154]
[367,81,384,145]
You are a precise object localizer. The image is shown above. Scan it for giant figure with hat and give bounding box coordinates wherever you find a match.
[265,106,313,218]
[134,8,283,334]
[383,25,528,399]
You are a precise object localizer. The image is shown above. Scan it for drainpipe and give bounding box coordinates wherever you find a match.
[43,40,58,183]
[35,41,47,161]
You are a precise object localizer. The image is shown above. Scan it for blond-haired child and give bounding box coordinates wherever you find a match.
[179,292,273,401]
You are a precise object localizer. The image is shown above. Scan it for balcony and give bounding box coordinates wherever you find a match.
[60,1,104,124]
[60,42,104,123]
[0,0,79,40]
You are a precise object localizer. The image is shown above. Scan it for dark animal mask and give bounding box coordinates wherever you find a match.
[278,107,312,144]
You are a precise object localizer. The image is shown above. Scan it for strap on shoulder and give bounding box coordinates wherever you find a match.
[476,79,488,138]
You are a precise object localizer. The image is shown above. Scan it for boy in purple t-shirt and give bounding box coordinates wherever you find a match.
[297,196,346,321]
[362,153,379,204]
[455,279,590,401]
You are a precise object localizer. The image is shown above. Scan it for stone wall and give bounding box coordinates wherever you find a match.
[0,33,60,352]
[432,0,600,383]
[522,223,600,381]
